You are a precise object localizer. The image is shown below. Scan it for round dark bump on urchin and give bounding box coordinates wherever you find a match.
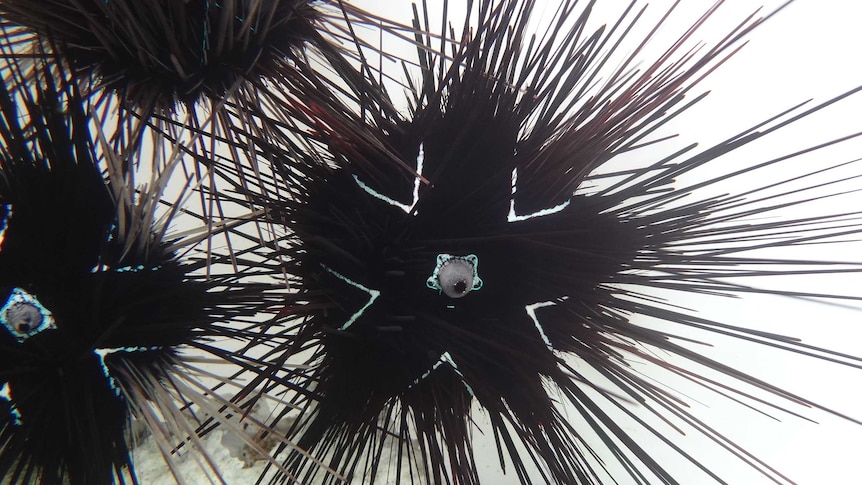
[241,1,862,484]
[427,254,482,299]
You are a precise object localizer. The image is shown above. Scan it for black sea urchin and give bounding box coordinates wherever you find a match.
[0,51,293,484]
[0,0,378,114]
[231,1,862,484]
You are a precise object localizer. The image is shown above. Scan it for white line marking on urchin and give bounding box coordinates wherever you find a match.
[353,143,424,214]
[322,265,381,331]
[526,301,557,350]
[508,168,571,222]
[0,382,22,425]
[94,346,162,396]
[410,351,475,396]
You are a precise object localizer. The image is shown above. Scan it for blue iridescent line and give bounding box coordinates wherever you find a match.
[525,301,555,350]
[202,2,258,62]
[202,1,210,62]
[90,263,162,273]
[214,2,254,26]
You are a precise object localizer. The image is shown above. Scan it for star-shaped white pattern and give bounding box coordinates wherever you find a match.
[339,145,575,395]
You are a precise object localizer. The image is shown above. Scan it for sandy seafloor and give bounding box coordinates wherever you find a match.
[130,423,421,485]
[132,429,269,484]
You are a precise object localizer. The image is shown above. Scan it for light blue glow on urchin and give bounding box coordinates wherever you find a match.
[0,288,57,342]
[115,265,146,272]
[90,263,163,273]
